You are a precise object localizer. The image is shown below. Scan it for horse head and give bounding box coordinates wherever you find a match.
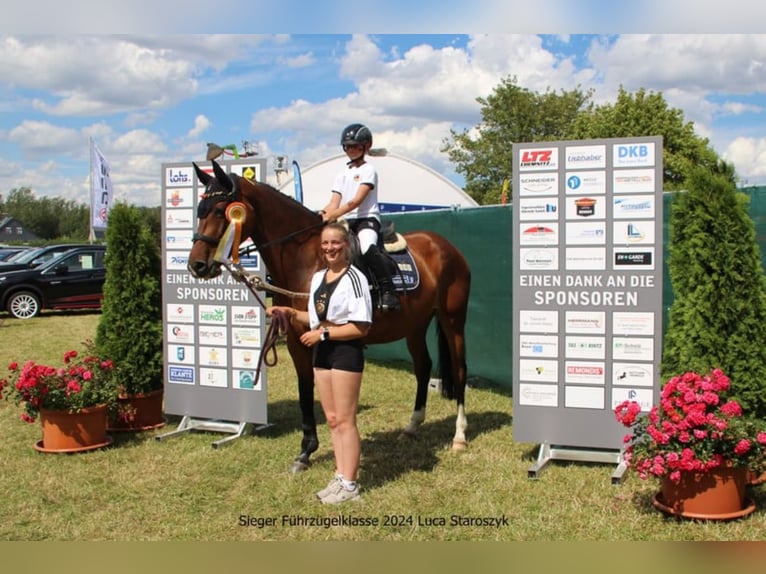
[187,160,255,279]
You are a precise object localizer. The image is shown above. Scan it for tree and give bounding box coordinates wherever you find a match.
[441,77,593,204]
[1,187,89,241]
[662,166,766,419]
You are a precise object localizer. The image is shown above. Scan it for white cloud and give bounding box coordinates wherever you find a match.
[188,115,212,139]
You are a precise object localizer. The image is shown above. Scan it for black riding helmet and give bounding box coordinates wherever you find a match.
[340,123,373,149]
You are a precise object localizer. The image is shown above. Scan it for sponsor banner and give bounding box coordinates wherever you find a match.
[166,209,195,228]
[613,312,655,336]
[565,247,606,270]
[165,303,195,324]
[165,166,194,187]
[519,310,559,333]
[168,323,195,344]
[613,195,655,219]
[234,369,262,391]
[199,346,228,367]
[565,361,605,385]
[165,230,194,247]
[518,148,559,171]
[519,383,558,407]
[519,334,559,358]
[231,306,262,326]
[165,251,189,271]
[519,223,559,245]
[90,142,113,230]
[613,363,654,387]
[169,344,196,365]
[165,187,194,209]
[613,247,655,270]
[565,311,606,334]
[198,305,227,325]
[565,336,606,359]
[565,171,606,195]
[519,248,558,271]
[612,168,655,194]
[232,327,262,348]
[519,359,558,383]
[198,325,227,346]
[564,386,605,409]
[565,145,606,170]
[566,196,606,219]
[613,337,654,361]
[519,172,559,196]
[612,387,654,411]
[613,221,655,245]
[612,142,655,168]
[168,365,195,385]
[199,367,228,388]
[518,197,559,221]
[565,221,606,245]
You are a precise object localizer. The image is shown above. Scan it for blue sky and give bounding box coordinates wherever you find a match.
[1,6,766,206]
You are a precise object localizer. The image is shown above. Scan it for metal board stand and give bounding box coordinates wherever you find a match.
[155,415,272,449]
[527,442,627,484]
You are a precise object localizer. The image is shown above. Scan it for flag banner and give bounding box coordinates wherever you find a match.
[91,142,113,230]
[292,160,303,204]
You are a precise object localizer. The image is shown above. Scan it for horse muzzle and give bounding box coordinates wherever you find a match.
[187,259,222,279]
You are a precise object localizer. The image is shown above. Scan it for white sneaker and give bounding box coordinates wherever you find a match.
[316,477,340,500]
[320,483,361,505]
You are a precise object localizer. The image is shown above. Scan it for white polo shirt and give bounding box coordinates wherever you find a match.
[331,161,380,221]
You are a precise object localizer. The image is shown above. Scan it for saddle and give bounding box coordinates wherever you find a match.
[348,220,420,292]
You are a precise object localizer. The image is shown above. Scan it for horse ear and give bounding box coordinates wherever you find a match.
[212,159,233,193]
[193,162,211,186]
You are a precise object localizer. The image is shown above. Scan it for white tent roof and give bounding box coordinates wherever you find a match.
[278,152,477,213]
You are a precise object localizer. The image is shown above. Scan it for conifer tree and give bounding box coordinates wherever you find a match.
[663,166,766,418]
[96,202,163,395]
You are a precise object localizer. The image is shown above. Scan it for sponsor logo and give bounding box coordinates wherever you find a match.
[565,145,606,169]
[166,167,193,186]
[522,249,556,268]
[523,225,555,238]
[574,197,596,217]
[615,251,652,265]
[519,173,558,194]
[613,143,655,167]
[168,366,194,384]
[519,148,558,171]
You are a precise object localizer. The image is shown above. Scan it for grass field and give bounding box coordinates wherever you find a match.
[1,311,766,542]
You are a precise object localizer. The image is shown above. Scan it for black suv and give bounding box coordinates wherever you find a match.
[0,245,107,319]
[0,243,97,274]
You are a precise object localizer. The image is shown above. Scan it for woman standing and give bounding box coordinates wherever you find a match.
[267,222,373,504]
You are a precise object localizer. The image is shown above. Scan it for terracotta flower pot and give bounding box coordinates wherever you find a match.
[653,466,756,520]
[108,388,165,432]
[35,404,113,453]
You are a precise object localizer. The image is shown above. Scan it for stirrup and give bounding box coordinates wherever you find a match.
[380,290,400,310]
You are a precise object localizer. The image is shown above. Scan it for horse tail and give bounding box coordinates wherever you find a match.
[436,320,456,400]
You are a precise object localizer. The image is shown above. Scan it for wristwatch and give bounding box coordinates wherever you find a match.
[320,327,330,341]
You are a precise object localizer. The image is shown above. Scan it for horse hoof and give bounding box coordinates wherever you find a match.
[451,440,468,451]
[290,460,310,474]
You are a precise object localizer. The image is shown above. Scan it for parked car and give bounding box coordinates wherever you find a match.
[0,245,107,319]
[0,243,100,274]
[0,246,32,261]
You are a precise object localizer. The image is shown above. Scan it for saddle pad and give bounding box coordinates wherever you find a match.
[389,249,419,292]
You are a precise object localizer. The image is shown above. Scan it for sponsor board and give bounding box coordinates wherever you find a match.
[518,148,559,171]
[168,323,195,344]
[519,359,558,383]
[519,223,559,245]
[565,336,606,359]
[170,344,196,365]
[613,221,655,245]
[232,348,259,369]
[199,367,228,388]
[166,209,195,228]
[519,172,559,195]
[612,142,655,168]
[518,197,558,220]
[565,247,606,270]
[168,365,195,385]
[565,221,606,245]
[231,306,262,326]
[612,168,655,194]
[232,327,262,348]
[165,303,195,324]
[613,337,654,361]
[165,230,194,246]
[564,385,605,409]
[566,196,606,219]
[565,145,606,170]
[198,325,227,346]
[613,195,655,219]
[613,312,655,336]
[565,361,605,385]
[565,311,605,334]
[519,248,558,270]
[165,187,194,208]
[519,383,559,407]
[612,387,654,411]
[518,310,559,333]
[613,247,655,270]
[565,171,606,195]
[519,334,559,358]
[199,346,228,367]
[165,166,194,187]
[612,363,654,387]
[165,251,189,271]
[198,305,227,325]
[234,369,262,391]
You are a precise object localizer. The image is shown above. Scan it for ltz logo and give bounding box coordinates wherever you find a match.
[520,150,553,166]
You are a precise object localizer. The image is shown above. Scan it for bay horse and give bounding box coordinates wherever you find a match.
[188,160,471,473]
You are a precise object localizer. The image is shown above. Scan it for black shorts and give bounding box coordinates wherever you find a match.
[348,217,380,234]
[313,339,365,373]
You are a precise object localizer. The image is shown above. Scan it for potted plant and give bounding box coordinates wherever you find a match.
[615,368,766,520]
[96,202,164,431]
[0,342,118,452]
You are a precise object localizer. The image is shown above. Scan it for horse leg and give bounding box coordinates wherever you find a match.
[288,342,319,474]
[436,310,469,451]
[399,327,432,440]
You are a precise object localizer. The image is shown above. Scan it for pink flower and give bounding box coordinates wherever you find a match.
[719,401,742,417]
[734,439,751,455]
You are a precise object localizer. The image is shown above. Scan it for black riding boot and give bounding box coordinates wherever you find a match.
[363,245,400,311]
